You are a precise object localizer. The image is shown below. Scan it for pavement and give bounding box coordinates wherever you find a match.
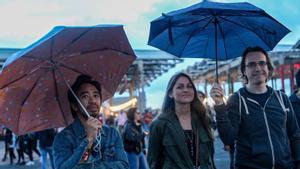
[0,141,52,169]
[0,134,230,169]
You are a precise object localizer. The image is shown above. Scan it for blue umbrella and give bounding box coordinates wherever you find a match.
[148,0,290,81]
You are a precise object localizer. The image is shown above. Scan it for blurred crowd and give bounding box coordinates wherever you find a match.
[1,127,56,169]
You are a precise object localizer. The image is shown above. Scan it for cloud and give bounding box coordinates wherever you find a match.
[0,0,299,49]
[0,0,163,47]
[0,0,202,48]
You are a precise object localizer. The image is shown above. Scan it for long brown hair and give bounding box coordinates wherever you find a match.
[161,72,213,139]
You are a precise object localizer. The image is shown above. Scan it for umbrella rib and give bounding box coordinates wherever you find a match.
[0,64,44,90]
[192,11,264,18]
[16,72,46,133]
[216,18,229,60]
[82,47,132,55]
[57,48,134,63]
[231,28,248,51]
[186,16,214,37]
[219,16,257,49]
[55,28,94,58]
[172,15,211,27]
[218,16,271,48]
[177,17,215,57]
[52,69,68,125]
[20,73,45,107]
[58,63,86,75]
[0,74,28,90]
[23,55,49,62]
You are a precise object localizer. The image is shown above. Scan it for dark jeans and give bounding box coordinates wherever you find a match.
[229,144,235,169]
[8,147,16,164]
[126,152,148,169]
[17,148,25,163]
[40,146,54,169]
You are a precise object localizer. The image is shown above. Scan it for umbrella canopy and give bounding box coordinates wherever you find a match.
[148,0,290,80]
[0,25,136,135]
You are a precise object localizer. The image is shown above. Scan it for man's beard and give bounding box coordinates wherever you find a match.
[78,106,99,119]
[89,111,100,118]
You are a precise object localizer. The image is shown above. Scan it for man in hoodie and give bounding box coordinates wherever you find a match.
[290,69,300,125]
[210,46,300,169]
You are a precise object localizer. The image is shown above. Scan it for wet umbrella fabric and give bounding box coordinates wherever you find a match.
[148,0,290,79]
[0,25,136,135]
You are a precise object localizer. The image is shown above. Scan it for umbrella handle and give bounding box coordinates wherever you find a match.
[67,86,91,118]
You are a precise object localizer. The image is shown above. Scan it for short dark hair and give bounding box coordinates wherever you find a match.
[68,74,102,118]
[240,46,274,83]
[296,69,300,88]
[126,107,137,122]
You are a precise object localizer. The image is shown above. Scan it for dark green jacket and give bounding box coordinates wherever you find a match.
[147,112,215,169]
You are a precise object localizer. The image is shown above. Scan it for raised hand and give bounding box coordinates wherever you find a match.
[85,117,102,148]
[210,83,224,105]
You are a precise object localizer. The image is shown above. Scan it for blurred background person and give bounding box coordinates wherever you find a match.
[116,109,128,134]
[197,90,217,131]
[24,133,40,166]
[1,127,9,162]
[106,115,116,127]
[290,69,300,124]
[123,107,148,169]
[37,128,56,169]
[16,135,26,165]
[5,128,16,165]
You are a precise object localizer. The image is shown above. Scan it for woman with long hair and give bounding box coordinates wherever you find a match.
[147,72,215,169]
[123,107,148,169]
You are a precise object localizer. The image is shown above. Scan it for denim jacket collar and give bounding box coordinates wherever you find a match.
[71,118,85,139]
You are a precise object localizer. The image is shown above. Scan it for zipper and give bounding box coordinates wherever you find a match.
[245,94,275,169]
[262,94,275,169]
[262,109,275,169]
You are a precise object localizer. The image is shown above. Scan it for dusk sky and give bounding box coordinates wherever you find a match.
[0,0,299,108]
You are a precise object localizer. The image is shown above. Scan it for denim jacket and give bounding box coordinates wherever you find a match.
[53,118,129,169]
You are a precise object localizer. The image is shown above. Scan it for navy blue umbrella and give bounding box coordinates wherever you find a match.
[148,0,290,81]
